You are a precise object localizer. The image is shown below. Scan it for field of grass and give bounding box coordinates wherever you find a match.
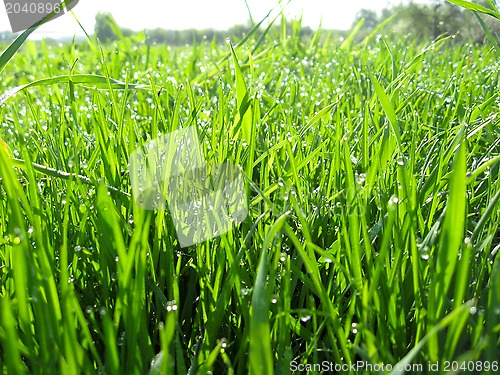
[0,13,499,375]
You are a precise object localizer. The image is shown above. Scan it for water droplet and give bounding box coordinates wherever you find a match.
[218,338,228,349]
[419,245,430,260]
[117,332,125,346]
[388,196,400,206]
[299,310,311,322]
[166,300,177,312]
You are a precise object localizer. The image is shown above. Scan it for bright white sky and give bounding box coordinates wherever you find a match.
[0,0,433,38]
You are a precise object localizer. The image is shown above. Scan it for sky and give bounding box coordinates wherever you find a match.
[0,0,433,38]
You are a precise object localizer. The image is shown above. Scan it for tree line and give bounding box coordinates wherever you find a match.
[353,0,500,43]
[92,1,500,45]
[0,1,498,44]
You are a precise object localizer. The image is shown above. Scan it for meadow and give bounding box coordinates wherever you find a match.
[0,12,499,375]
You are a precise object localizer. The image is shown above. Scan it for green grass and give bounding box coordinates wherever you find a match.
[0,16,499,375]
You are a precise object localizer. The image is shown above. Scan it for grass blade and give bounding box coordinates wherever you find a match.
[428,131,467,359]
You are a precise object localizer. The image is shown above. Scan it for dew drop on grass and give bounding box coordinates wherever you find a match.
[117,332,125,347]
[166,300,177,312]
[419,246,430,261]
[299,310,311,322]
[388,196,400,206]
[300,315,311,322]
[218,338,228,349]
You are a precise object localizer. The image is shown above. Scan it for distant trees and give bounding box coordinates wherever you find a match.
[94,12,117,42]
[145,25,253,46]
[94,11,256,45]
[94,12,134,42]
[353,0,500,43]
[93,13,315,46]
[93,2,500,46]
[389,1,467,40]
[355,9,380,31]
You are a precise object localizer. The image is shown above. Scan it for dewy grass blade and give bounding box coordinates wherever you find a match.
[447,0,500,19]
[389,303,470,375]
[473,12,500,53]
[249,213,289,375]
[370,73,403,152]
[230,42,253,145]
[10,157,130,197]
[428,130,467,360]
[0,74,149,107]
[342,142,363,292]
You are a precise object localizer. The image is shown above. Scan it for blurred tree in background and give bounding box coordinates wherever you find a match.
[91,1,500,46]
[95,12,118,42]
[353,0,500,43]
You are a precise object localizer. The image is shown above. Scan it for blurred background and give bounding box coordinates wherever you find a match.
[1,0,498,44]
